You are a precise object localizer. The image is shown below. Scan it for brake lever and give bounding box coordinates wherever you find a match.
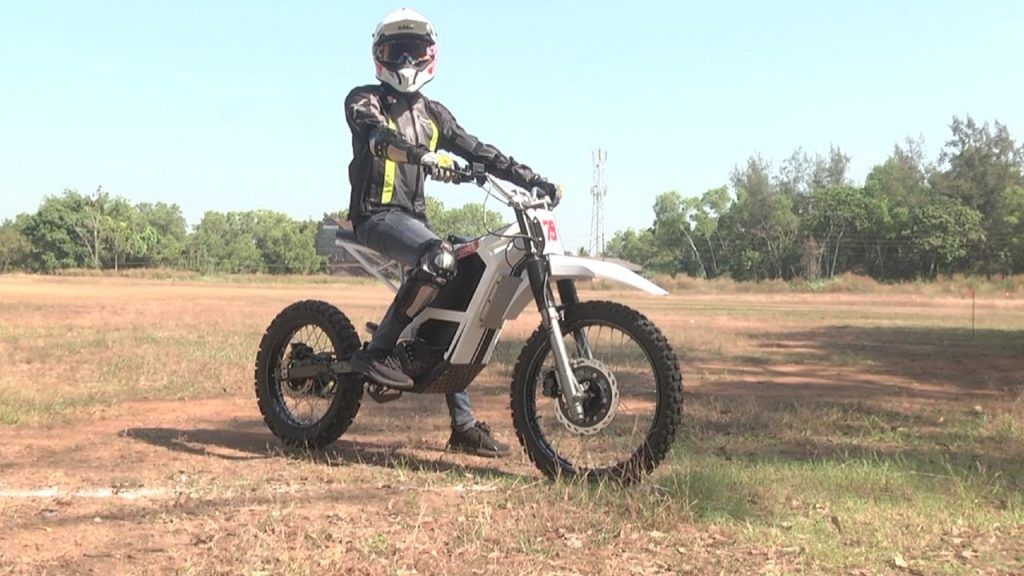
[511,193,548,211]
[527,186,553,210]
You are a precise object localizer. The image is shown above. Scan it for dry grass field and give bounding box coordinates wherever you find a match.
[1,275,1022,575]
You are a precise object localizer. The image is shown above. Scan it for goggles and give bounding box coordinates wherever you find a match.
[374,37,434,69]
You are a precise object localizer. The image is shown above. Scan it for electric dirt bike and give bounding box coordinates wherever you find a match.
[254,164,683,483]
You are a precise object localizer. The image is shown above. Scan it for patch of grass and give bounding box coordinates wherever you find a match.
[363,533,390,558]
[514,532,552,557]
[499,446,1022,574]
[665,394,1023,573]
[0,389,116,425]
[2,275,1023,574]
[651,458,757,521]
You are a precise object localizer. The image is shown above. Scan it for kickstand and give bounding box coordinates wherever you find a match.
[366,383,403,403]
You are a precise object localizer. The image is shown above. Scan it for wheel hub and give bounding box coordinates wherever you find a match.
[282,342,335,399]
[553,358,619,436]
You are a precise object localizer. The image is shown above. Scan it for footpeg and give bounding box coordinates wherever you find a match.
[366,383,403,403]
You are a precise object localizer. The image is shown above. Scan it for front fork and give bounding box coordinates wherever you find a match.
[526,257,588,420]
[557,280,593,361]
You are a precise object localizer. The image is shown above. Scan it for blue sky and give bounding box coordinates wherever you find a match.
[2,1,1022,251]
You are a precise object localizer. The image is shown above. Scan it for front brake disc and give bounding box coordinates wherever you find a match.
[553,358,619,436]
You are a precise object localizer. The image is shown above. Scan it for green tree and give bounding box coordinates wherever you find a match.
[425,197,505,239]
[605,227,657,270]
[136,202,188,267]
[992,185,1024,273]
[720,156,800,280]
[188,210,324,274]
[803,185,871,278]
[684,186,731,278]
[930,116,1024,274]
[908,199,985,277]
[251,211,324,274]
[777,146,851,217]
[73,187,112,269]
[0,216,32,272]
[15,189,189,273]
[19,191,93,272]
[860,140,932,279]
[647,192,691,276]
[189,211,264,273]
[104,197,155,271]
[811,146,853,191]
[932,117,1022,216]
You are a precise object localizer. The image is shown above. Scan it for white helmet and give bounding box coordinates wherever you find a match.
[372,8,438,93]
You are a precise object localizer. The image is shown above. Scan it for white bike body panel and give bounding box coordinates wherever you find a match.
[364,206,665,368]
[405,227,526,365]
[548,255,669,296]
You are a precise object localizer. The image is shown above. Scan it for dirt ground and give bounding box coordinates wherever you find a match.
[0,393,540,574]
[1,276,1022,575]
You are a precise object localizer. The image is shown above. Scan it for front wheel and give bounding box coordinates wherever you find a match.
[510,300,683,483]
[254,300,364,449]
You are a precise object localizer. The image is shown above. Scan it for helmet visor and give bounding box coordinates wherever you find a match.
[375,37,433,69]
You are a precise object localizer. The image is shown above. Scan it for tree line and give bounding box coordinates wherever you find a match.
[3,115,1020,280]
[606,116,1024,281]
[0,189,501,274]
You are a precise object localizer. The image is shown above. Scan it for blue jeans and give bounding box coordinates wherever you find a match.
[354,209,476,432]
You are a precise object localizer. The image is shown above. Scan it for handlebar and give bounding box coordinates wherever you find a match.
[448,162,487,185]
[445,162,552,211]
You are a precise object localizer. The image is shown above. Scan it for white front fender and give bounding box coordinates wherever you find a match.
[547,255,669,296]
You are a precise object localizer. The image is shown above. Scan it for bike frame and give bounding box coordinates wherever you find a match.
[333,173,670,414]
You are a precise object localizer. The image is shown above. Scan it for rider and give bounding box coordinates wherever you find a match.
[345,9,562,457]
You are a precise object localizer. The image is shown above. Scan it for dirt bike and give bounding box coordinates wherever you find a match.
[254,164,683,483]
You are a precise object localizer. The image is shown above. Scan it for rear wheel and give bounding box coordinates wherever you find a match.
[254,300,363,449]
[510,301,683,483]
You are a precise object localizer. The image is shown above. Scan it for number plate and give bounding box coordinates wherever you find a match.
[533,209,564,256]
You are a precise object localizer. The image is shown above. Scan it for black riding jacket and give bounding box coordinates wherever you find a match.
[345,83,541,225]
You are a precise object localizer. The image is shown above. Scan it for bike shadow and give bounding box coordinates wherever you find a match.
[122,424,526,481]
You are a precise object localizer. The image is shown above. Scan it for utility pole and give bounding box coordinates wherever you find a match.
[589,149,607,258]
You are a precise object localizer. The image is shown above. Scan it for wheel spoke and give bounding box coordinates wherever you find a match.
[256,301,365,451]
[531,321,659,472]
[272,323,337,428]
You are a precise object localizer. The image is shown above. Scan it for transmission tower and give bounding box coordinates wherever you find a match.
[589,149,608,257]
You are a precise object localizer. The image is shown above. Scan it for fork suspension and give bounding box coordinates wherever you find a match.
[526,257,585,420]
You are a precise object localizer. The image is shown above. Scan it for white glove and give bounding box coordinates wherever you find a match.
[418,152,456,170]
[420,152,459,183]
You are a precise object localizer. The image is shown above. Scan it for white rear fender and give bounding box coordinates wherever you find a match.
[547,255,669,296]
